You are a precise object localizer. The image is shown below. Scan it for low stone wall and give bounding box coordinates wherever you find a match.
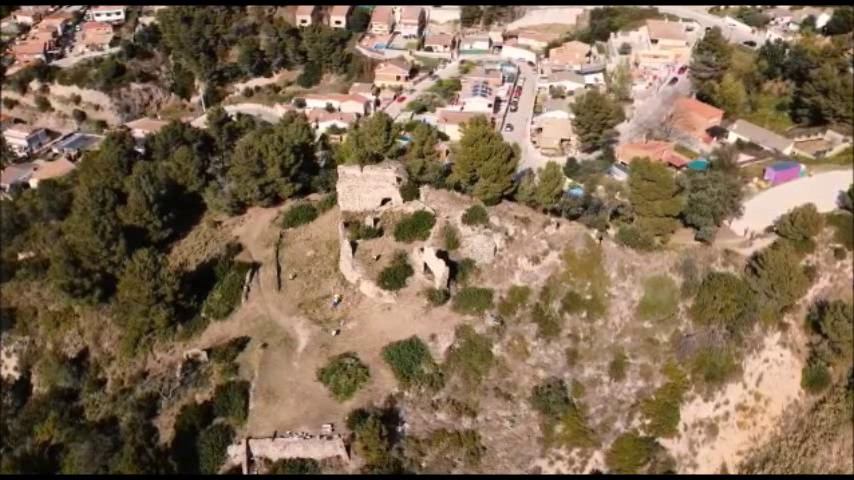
[337,223,395,303]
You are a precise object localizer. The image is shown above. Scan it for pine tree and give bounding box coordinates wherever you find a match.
[628,158,685,242]
[571,90,625,152]
[533,161,566,212]
[450,116,519,205]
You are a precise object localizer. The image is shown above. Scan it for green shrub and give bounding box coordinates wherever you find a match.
[689,346,740,388]
[530,377,571,420]
[639,363,688,438]
[316,352,371,401]
[636,275,679,322]
[461,205,489,226]
[209,336,251,363]
[212,380,250,423]
[407,429,486,469]
[801,359,831,394]
[826,212,853,251]
[616,225,655,251]
[554,403,598,449]
[497,285,531,318]
[281,203,319,230]
[444,325,494,385]
[348,221,383,241]
[381,336,444,391]
[203,261,252,320]
[560,290,586,315]
[442,224,460,251]
[267,458,321,474]
[451,287,494,315]
[425,288,450,306]
[393,210,436,243]
[34,95,52,112]
[400,181,420,201]
[197,423,235,474]
[454,258,479,285]
[690,271,756,338]
[833,246,847,260]
[377,251,414,291]
[608,351,629,382]
[531,302,561,340]
[316,192,338,213]
[775,203,823,244]
[605,431,662,474]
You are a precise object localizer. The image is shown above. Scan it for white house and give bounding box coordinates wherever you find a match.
[459,35,491,52]
[306,110,358,137]
[303,94,370,115]
[423,34,455,53]
[124,118,169,140]
[396,6,425,39]
[460,82,496,114]
[328,5,351,30]
[295,5,317,27]
[726,119,795,155]
[539,71,586,94]
[87,5,127,25]
[369,6,395,35]
[3,125,50,156]
[500,45,537,64]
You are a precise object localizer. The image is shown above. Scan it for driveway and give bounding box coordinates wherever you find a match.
[52,47,120,68]
[617,68,691,145]
[729,169,853,237]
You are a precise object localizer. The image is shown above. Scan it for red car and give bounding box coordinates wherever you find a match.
[515,86,523,97]
[396,96,407,103]
[678,65,688,75]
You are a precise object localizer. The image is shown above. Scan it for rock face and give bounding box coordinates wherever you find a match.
[411,246,451,290]
[336,162,408,212]
[459,231,499,265]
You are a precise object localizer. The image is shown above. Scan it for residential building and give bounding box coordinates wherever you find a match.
[28,157,77,188]
[348,83,375,97]
[514,31,561,52]
[303,94,370,115]
[539,71,586,95]
[51,132,105,157]
[726,119,795,155]
[423,34,455,53]
[124,118,169,140]
[459,35,491,53]
[437,110,488,141]
[790,7,832,31]
[533,117,577,157]
[539,97,574,120]
[1,162,36,192]
[328,5,351,30]
[306,109,358,136]
[460,82,496,114]
[464,66,504,88]
[12,6,49,25]
[369,6,395,35]
[9,38,51,64]
[500,45,537,63]
[616,141,689,168]
[373,59,413,88]
[545,40,599,74]
[87,5,127,25]
[607,19,695,68]
[79,22,114,52]
[397,6,425,38]
[788,125,853,159]
[295,6,317,27]
[40,11,74,36]
[3,125,50,156]
[669,97,724,149]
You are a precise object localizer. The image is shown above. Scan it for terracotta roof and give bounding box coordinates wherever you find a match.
[43,12,73,23]
[370,6,394,25]
[617,141,688,167]
[295,5,315,16]
[438,110,485,126]
[92,5,126,12]
[1,163,36,186]
[10,40,48,56]
[424,34,454,47]
[538,118,574,149]
[348,83,374,95]
[400,6,423,23]
[304,93,369,105]
[376,58,410,74]
[549,40,592,65]
[330,5,351,17]
[673,97,723,123]
[646,19,687,42]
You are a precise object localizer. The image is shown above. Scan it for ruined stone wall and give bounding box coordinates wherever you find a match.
[336,162,408,212]
[337,223,395,303]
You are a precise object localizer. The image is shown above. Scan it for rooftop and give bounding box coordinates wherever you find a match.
[545,71,585,85]
[400,6,423,22]
[31,157,77,181]
[1,162,36,186]
[549,40,592,64]
[438,110,485,126]
[330,5,351,17]
[424,34,454,47]
[124,118,169,134]
[370,6,394,25]
[295,5,315,16]
[646,19,687,42]
[674,97,724,121]
[730,119,794,152]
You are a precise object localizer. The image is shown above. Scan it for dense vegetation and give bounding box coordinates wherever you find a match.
[316,352,372,401]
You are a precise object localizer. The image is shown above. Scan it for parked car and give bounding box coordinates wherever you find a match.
[527,61,535,67]
[678,65,688,75]
[509,105,519,113]
[515,86,522,97]
[668,77,679,86]
[504,124,514,132]
[396,96,407,103]
[742,40,757,48]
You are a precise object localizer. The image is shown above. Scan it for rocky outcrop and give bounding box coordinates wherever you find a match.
[336,162,408,212]
[459,231,500,265]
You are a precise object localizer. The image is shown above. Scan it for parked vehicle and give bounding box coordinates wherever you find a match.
[396,96,407,103]
[678,65,688,75]
[509,104,518,113]
[504,124,514,132]
[515,86,522,97]
[742,40,757,48]
[668,77,678,86]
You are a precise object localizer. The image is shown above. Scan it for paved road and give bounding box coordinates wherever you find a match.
[499,62,548,172]
[190,103,285,128]
[655,5,763,46]
[52,48,121,68]
[617,68,692,145]
[729,169,853,238]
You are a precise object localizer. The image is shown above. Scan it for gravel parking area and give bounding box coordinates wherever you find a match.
[729,169,852,237]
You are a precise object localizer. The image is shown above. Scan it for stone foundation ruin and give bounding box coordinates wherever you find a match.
[336,162,408,212]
